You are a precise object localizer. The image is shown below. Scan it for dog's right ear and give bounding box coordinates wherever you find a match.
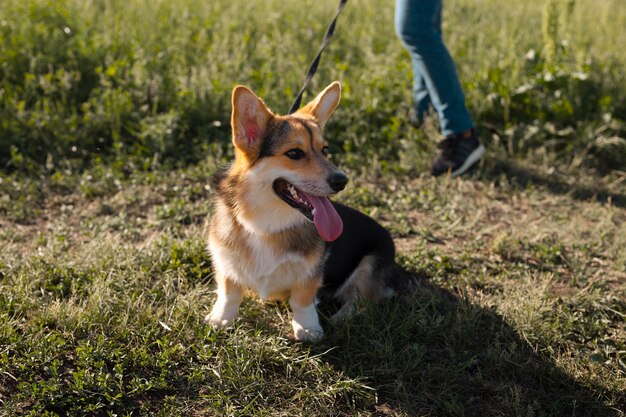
[298,81,341,128]
[231,86,272,160]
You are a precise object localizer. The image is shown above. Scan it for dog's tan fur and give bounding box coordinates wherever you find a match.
[206,82,343,341]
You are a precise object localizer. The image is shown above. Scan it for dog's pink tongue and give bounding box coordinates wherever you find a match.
[305,195,343,242]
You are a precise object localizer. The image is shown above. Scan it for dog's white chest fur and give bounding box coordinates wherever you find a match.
[210,231,318,299]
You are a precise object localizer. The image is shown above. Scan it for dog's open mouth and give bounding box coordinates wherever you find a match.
[273,179,343,242]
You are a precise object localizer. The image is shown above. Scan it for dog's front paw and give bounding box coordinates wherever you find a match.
[205,311,237,329]
[290,302,324,342]
[292,321,324,342]
[206,294,242,329]
[205,314,231,328]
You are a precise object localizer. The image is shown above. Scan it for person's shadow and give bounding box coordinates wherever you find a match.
[311,267,623,416]
[480,157,626,209]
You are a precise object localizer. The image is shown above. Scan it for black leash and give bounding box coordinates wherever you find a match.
[288,0,348,114]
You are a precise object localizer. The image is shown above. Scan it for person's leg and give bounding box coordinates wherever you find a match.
[411,71,431,125]
[394,0,473,136]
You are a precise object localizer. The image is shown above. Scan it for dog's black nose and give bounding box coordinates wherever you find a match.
[327,172,349,192]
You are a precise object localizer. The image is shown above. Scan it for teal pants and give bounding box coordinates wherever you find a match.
[395,0,473,136]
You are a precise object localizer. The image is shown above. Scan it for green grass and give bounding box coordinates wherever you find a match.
[1,0,625,174]
[1,165,625,416]
[1,0,626,415]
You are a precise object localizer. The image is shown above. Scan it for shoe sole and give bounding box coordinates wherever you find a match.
[451,145,485,177]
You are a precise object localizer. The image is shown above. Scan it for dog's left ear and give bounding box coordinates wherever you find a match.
[231,85,273,158]
[299,81,341,128]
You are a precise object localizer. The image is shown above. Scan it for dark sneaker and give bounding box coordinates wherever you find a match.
[431,129,485,177]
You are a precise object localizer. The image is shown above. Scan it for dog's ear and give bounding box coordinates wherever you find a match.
[298,81,341,128]
[231,85,273,158]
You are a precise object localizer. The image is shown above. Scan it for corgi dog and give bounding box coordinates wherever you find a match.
[206,81,397,341]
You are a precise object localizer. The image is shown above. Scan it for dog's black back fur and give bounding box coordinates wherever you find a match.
[321,202,396,293]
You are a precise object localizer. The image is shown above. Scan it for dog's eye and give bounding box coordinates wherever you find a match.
[321,146,330,157]
[285,148,306,160]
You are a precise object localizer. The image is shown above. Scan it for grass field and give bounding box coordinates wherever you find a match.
[1,0,625,416]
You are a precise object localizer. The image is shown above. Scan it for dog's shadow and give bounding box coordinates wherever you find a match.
[309,268,621,416]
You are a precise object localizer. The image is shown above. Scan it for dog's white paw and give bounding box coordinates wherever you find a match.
[292,322,324,342]
[205,312,236,329]
[290,302,324,342]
